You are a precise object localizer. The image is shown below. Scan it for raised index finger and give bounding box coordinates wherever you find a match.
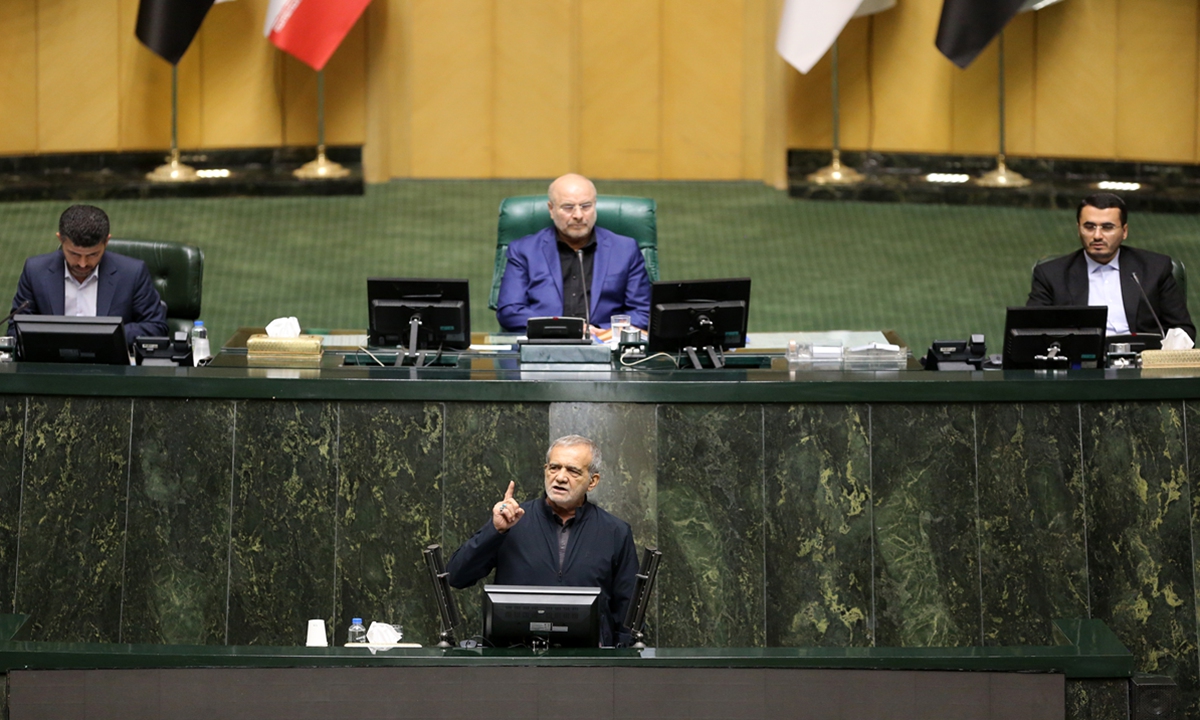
[503,481,515,502]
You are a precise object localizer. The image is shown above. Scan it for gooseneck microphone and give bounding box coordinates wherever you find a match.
[1,300,30,328]
[1131,272,1167,338]
[576,249,590,328]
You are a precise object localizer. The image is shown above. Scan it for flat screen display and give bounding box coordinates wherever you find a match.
[1002,305,1107,370]
[12,315,129,365]
[482,585,601,649]
[367,277,471,350]
[648,278,751,355]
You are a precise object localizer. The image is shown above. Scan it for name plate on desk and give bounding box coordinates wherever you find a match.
[519,344,612,364]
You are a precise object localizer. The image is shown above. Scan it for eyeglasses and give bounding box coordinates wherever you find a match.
[1081,222,1122,234]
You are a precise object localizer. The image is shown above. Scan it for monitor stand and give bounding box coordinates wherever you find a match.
[683,345,725,370]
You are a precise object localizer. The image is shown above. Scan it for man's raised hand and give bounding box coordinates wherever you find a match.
[492,481,525,532]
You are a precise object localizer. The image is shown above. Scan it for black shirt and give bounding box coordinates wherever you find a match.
[446,494,639,646]
[557,235,596,322]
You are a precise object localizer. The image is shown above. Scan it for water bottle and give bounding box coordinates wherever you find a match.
[347,617,367,644]
[190,320,210,366]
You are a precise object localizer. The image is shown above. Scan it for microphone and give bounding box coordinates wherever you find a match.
[576,249,590,328]
[1,300,30,329]
[1131,272,1166,338]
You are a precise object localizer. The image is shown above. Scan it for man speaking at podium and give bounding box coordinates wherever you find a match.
[495,173,651,333]
[9,205,167,343]
[446,435,639,646]
[1027,193,1195,341]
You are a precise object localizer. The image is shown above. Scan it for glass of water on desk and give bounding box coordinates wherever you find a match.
[610,315,631,348]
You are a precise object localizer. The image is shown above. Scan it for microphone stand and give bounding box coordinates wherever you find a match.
[622,547,662,649]
[422,544,461,648]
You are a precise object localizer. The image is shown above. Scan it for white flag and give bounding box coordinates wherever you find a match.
[777,0,896,75]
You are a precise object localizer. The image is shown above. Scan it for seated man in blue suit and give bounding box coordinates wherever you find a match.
[10,204,167,343]
[496,173,651,333]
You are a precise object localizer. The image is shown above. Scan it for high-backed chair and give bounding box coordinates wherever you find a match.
[1034,254,1187,302]
[488,195,659,311]
[107,239,205,336]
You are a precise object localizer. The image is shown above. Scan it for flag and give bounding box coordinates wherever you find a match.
[777,0,895,75]
[935,0,1026,69]
[135,0,216,65]
[264,0,373,71]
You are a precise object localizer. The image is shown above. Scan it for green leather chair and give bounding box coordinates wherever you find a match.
[488,195,659,311]
[107,239,205,336]
[1034,254,1187,302]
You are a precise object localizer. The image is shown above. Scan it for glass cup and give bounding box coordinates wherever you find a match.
[610,315,631,347]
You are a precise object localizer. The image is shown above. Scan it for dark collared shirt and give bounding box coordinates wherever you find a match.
[445,494,639,646]
[558,235,596,322]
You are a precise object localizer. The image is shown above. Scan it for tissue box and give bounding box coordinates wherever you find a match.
[1140,349,1200,368]
[247,334,323,367]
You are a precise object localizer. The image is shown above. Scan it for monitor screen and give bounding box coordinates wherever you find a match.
[648,278,751,355]
[1002,305,1108,370]
[482,585,601,649]
[12,315,129,365]
[367,278,470,350]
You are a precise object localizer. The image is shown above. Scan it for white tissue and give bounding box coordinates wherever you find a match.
[1163,328,1195,351]
[366,621,402,644]
[265,317,302,338]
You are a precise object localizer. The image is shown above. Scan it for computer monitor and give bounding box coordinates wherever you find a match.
[1002,305,1108,370]
[482,585,601,649]
[648,278,751,359]
[367,278,470,350]
[12,315,129,365]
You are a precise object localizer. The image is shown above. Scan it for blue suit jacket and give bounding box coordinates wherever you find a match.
[495,227,651,332]
[11,248,168,343]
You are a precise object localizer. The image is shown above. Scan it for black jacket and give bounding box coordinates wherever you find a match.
[446,495,639,646]
[1027,246,1195,340]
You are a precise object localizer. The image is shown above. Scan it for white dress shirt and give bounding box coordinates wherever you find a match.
[1086,250,1130,335]
[63,265,99,318]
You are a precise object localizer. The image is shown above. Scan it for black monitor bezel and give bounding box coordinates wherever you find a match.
[12,315,129,365]
[648,278,751,355]
[1002,305,1108,370]
[367,277,471,350]
[482,584,602,649]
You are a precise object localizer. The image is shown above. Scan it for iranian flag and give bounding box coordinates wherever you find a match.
[263,0,372,71]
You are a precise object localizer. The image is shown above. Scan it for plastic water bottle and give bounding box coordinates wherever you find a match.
[190,320,210,366]
[347,617,367,644]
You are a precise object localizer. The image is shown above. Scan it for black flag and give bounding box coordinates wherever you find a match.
[935,0,1026,69]
[136,0,216,65]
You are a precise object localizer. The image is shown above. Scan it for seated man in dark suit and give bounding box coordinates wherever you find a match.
[1027,193,1195,341]
[495,173,651,333]
[10,204,167,343]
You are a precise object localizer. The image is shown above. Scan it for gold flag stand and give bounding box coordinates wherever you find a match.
[295,69,350,179]
[807,41,865,185]
[976,32,1030,188]
[147,65,199,183]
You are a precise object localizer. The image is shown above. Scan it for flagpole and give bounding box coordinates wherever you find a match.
[807,40,864,185]
[975,30,1030,188]
[295,68,350,179]
[147,64,199,183]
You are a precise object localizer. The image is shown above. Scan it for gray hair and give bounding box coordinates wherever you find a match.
[547,434,602,476]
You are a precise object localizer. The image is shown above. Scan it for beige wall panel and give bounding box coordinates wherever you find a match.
[870,0,952,152]
[199,0,282,148]
[0,0,38,154]
[364,0,410,181]
[949,43,999,155]
[493,0,571,178]
[1114,0,1196,162]
[38,0,120,152]
[1000,12,1035,157]
[578,0,661,179]
[1034,0,1116,158]
[783,51,832,149]
[762,0,788,189]
[282,18,368,147]
[740,0,767,179]
[408,0,493,178]
[116,0,203,151]
[836,17,874,151]
[661,0,745,179]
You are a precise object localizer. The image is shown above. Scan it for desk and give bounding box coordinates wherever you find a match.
[0,357,1193,716]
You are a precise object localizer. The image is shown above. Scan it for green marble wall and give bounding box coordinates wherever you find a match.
[6,393,1200,718]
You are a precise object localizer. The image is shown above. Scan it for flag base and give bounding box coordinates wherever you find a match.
[146,156,199,183]
[975,156,1030,188]
[806,153,865,185]
[294,150,351,180]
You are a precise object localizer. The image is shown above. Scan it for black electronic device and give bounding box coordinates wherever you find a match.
[523,316,588,344]
[922,334,986,371]
[367,278,470,364]
[133,333,193,366]
[648,278,751,369]
[482,585,601,649]
[1002,306,1108,370]
[12,315,129,365]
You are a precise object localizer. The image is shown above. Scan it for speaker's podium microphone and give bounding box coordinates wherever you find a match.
[1131,272,1167,338]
